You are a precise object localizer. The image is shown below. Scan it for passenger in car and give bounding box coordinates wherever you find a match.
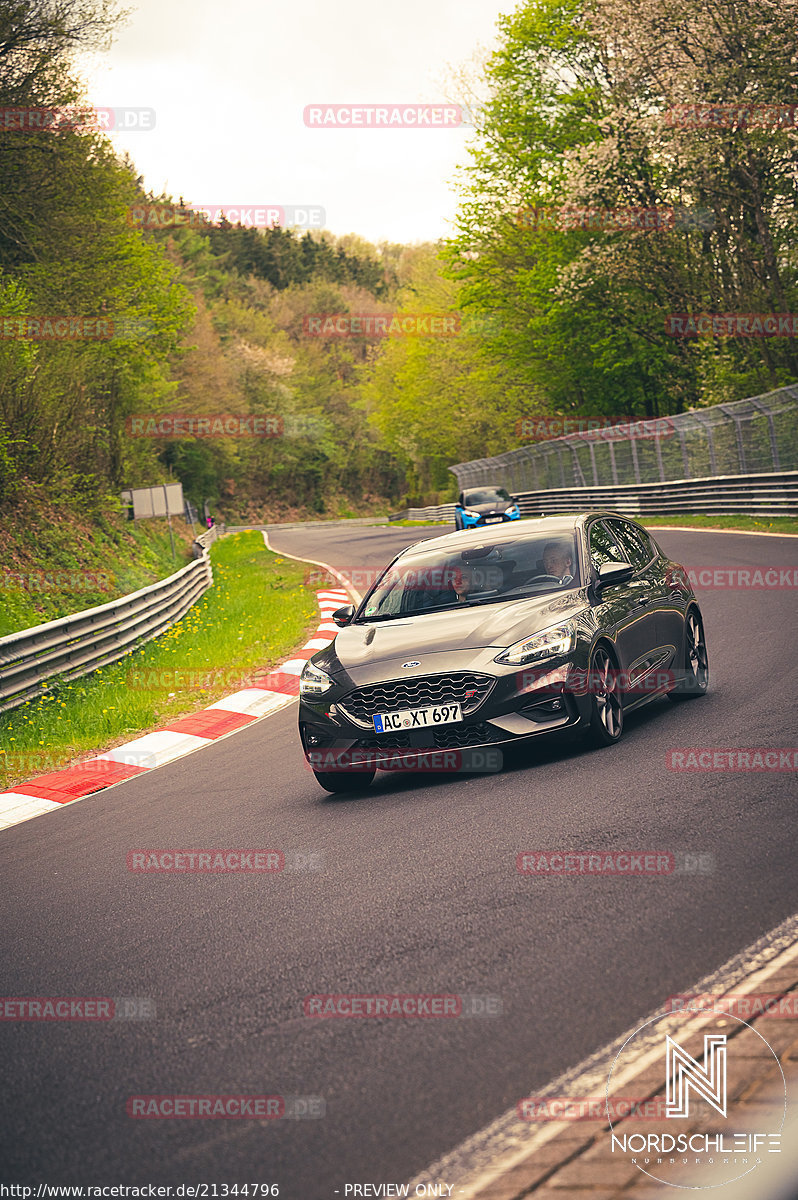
[541,541,575,584]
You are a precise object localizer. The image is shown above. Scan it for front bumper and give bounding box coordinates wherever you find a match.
[299,658,592,772]
[460,510,521,528]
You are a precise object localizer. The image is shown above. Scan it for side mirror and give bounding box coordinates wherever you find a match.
[332,604,355,627]
[596,561,634,588]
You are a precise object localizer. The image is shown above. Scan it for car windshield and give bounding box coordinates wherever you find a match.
[463,488,511,505]
[357,532,581,621]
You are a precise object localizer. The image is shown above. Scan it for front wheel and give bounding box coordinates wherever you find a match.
[454,512,464,530]
[668,608,709,701]
[585,645,624,747]
[313,768,375,794]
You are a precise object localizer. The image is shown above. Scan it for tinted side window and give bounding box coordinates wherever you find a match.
[607,520,654,572]
[588,521,625,571]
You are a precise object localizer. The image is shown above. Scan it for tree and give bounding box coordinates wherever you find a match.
[445,0,798,416]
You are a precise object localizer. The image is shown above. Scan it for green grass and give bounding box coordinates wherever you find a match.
[1,494,196,637]
[640,514,798,535]
[0,531,318,788]
[388,519,452,527]
[390,513,798,534]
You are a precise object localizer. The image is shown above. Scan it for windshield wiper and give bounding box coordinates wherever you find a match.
[354,612,408,624]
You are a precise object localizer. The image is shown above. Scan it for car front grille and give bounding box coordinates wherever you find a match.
[339,672,495,727]
[431,722,504,749]
[354,733,413,751]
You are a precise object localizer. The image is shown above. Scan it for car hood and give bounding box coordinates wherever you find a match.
[464,501,511,514]
[328,590,588,671]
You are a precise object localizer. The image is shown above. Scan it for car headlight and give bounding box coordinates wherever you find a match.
[494,621,576,666]
[300,659,335,696]
[507,504,520,515]
[464,509,481,518]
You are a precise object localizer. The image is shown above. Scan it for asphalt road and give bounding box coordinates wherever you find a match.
[1,522,797,1195]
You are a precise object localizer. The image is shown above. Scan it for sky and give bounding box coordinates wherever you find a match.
[78,0,511,245]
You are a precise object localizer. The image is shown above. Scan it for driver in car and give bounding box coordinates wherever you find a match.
[541,540,575,584]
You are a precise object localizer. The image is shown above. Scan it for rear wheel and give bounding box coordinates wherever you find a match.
[586,645,624,747]
[668,608,709,701]
[313,768,375,794]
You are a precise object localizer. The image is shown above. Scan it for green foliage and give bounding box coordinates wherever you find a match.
[0,483,193,636]
[444,0,798,416]
[0,0,405,519]
[5,0,793,523]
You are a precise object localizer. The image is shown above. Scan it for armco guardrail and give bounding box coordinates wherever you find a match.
[511,471,798,517]
[390,471,798,522]
[0,526,219,715]
[389,504,457,523]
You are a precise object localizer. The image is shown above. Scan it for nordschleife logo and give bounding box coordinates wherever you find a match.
[666,1033,727,1118]
[607,1010,785,1188]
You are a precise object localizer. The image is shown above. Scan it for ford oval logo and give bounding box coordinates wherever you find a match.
[401,661,420,668]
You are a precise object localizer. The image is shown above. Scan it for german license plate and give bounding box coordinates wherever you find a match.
[373,703,462,733]
[484,516,503,523]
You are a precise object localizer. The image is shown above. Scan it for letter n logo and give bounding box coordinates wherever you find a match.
[666,1034,727,1118]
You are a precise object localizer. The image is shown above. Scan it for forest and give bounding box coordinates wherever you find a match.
[1,0,795,519]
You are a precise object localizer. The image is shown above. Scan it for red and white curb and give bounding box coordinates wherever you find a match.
[0,586,351,832]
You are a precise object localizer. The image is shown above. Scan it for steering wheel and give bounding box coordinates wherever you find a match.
[534,573,563,583]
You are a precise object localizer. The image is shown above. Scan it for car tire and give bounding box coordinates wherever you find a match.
[313,768,375,794]
[454,512,463,530]
[667,607,709,701]
[585,644,624,747]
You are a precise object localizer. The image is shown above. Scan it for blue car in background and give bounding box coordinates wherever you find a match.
[454,486,521,530]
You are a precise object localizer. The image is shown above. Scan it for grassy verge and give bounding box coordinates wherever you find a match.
[387,519,453,527]
[640,513,798,535]
[372,514,798,533]
[0,531,318,788]
[1,484,197,637]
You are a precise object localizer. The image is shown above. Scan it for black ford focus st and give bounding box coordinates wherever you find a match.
[299,513,709,793]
